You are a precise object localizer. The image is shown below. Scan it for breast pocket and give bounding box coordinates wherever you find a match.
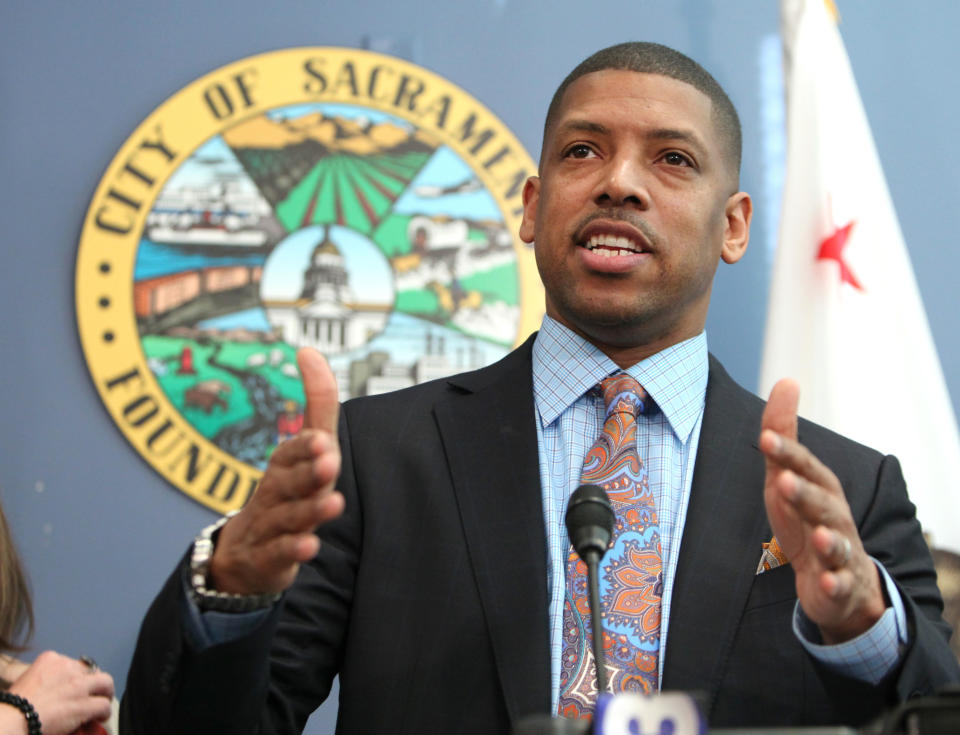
[744,563,796,611]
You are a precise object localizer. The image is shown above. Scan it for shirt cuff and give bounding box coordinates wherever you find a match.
[792,558,907,684]
[180,569,274,651]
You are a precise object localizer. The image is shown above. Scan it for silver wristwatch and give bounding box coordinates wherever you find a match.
[189,510,281,613]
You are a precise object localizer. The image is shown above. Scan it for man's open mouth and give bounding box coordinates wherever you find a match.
[583,233,646,257]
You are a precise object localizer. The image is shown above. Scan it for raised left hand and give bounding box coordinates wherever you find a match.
[759,379,887,643]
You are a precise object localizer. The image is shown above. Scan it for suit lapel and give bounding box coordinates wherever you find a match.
[662,357,770,715]
[434,338,552,720]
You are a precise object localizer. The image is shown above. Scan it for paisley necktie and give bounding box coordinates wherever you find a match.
[558,373,662,718]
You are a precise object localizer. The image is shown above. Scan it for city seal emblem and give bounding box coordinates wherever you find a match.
[75,47,542,514]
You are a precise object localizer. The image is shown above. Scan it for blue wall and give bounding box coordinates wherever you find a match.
[2,2,958,732]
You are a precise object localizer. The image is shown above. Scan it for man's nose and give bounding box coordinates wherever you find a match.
[595,156,649,208]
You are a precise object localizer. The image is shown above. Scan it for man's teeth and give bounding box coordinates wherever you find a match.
[585,234,641,256]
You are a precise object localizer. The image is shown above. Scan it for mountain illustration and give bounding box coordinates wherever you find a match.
[222,112,437,233]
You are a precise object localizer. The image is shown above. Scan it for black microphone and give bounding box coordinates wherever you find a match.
[565,484,615,696]
[565,484,615,560]
[512,485,613,735]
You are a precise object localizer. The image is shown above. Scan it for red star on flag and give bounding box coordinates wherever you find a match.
[817,220,863,291]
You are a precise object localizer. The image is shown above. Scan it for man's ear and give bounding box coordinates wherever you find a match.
[519,176,540,244]
[721,191,752,264]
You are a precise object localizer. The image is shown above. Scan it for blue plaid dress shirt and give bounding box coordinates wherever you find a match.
[531,316,905,712]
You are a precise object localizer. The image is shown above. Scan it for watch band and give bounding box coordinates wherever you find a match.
[189,510,281,613]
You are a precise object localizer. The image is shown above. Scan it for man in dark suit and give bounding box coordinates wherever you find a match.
[122,42,960,734]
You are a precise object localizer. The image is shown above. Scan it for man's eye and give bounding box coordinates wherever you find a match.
[564,144,595,159]
[663,151,692,166]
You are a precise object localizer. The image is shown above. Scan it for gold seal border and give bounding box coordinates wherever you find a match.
[75,47,542,514]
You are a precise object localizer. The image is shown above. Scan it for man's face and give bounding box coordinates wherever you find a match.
[520,70,751,362]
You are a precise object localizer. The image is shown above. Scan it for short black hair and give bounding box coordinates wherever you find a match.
[543,42,742,182]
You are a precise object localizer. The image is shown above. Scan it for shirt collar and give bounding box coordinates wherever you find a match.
[532,316,708,443]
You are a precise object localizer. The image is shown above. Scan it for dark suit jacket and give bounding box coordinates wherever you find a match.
[121,336,959,734]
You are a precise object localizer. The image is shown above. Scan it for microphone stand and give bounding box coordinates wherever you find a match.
[513,485,613,735]
[585,547,608,696]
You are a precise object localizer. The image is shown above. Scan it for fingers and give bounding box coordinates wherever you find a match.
[258,529,322,569]
[297,348,340,434]
[808,544,887,643]
[252,487,345,540]
[759,381,888,640]
[210,433,344,595]
[258,432,340,503]
[218,519,329,593]
[87,670,115,700]
[810,525,854,571]
[764,455,857,570]
[269,429,332,468]
[760,378,799,442]
[208,349,343,597]
[211,485,343,595]
[768,466,846,532]
[10,652,115,734]
[760,430,842,496]
[79,671,115,723]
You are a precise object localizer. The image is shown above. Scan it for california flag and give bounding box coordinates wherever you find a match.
[760,0,960,552]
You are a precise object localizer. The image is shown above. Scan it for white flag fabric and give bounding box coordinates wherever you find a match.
[760,0,960,552]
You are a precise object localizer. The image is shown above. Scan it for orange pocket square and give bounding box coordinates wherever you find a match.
[756,536,789,574]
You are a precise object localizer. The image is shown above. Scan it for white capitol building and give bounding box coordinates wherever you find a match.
[264,229,390,355]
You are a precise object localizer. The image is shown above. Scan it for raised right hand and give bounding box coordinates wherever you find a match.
[4,651,114,735]
[209,348,345,596]
[759,379,886,643]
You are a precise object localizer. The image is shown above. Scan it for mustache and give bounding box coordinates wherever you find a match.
[572,208,658,246]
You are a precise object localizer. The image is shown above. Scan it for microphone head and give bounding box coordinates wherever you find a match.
[565,484,614,560]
